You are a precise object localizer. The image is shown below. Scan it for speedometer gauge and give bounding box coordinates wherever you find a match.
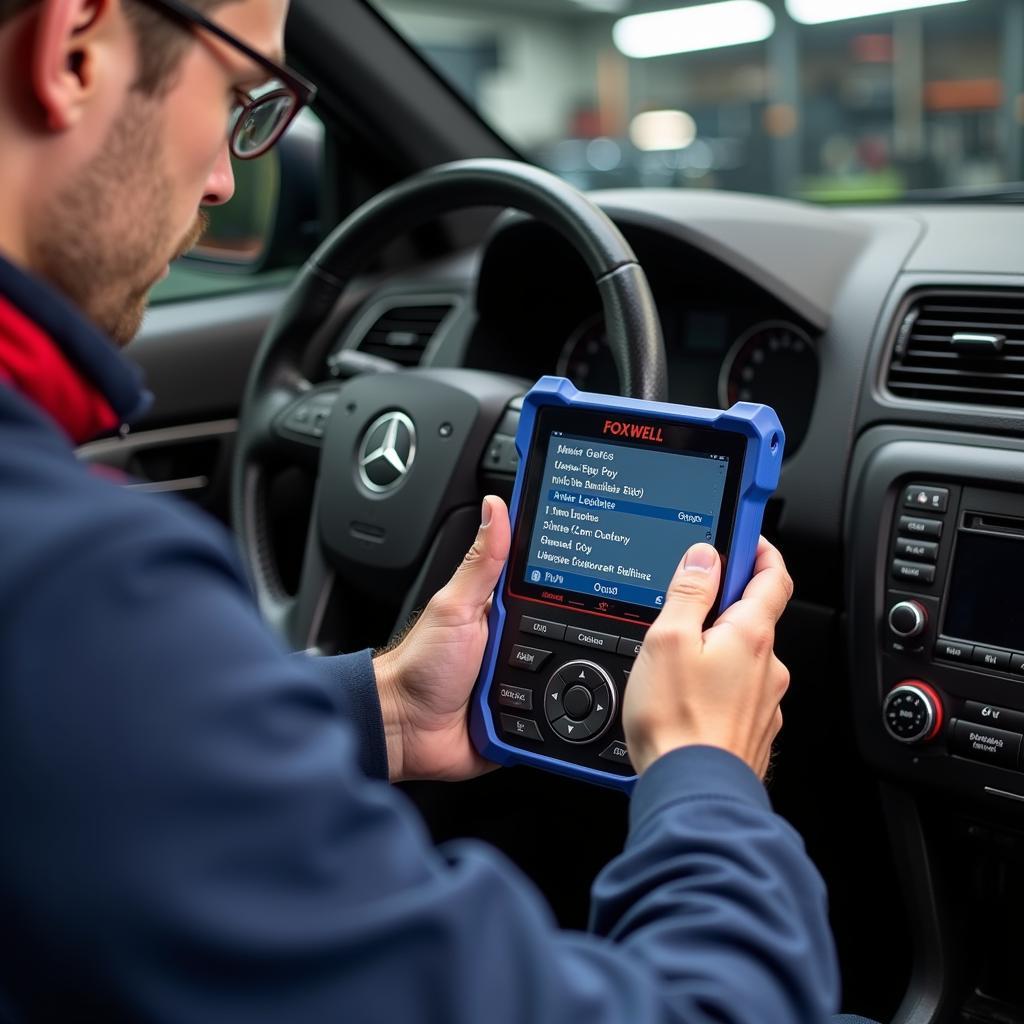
[719,321,818,455]
[557,314,619,394]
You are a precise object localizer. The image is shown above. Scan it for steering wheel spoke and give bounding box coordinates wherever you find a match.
[286,487,343,654]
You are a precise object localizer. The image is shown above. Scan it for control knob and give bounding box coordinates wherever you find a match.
[888,600,927,639]
[882,681,944,744]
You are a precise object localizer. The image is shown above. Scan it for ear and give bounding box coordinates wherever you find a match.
[31,0,117,132]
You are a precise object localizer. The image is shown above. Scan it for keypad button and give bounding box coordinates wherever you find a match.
[934,639,973,663]
[520,616,566,641]
[565,626,618,653]
[507,645,551,673]
[599,740,632,767]
[899,515,943,539]
[903,485,949,513]
[500,714,543,742]
[894,538,939,563]
[963,702,1024,734]
[973,647,1012,672]
[951,719,1021,768]
[892,560,936,585]
[497,684,533,712]
[617,636,644,659]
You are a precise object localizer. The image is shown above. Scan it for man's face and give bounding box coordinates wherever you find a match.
[27,0,288,346]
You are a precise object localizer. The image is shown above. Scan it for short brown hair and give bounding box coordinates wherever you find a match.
[0,0,226,94]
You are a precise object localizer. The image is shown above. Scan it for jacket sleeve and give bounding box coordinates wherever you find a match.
[301,650,389,781]
[0,496,839,1024]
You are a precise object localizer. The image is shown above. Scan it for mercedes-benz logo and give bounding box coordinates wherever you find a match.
[358,411,417,494]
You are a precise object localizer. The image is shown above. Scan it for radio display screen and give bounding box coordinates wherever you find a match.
[943,530,1024,651]
[508,406,746,623]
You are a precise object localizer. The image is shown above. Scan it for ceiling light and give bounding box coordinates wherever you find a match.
[612,1,775,60]
[785,0,969,25]
[630,110,698,151]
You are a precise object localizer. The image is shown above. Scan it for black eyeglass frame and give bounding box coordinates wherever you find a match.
[134,0,317,159]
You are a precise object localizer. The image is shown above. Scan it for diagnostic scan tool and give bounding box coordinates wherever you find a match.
[470,376,784,791]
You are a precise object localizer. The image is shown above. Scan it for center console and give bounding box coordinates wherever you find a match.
[848,431,1024,800]
[848,427,1024,1023]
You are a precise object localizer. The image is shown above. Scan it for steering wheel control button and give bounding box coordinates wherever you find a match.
[963,702,1024,734]
[935,639,973,663]
[484,436,519,474]
[281,393,338,440]
[550,715,592,742]
[508,645,552,672]
[903,485,950,514]
[617,636,644,659]
[599,740,632,766]
[497,684,533,712]
[951,719,1022,769]
[520,616,566,641]
[899,516,943,539]
[1012,655,1024,675]
[882,682,943,744]
[500,714,543,743]
[891,560,936,585]
[973,647,1012,672]
[566,626,618,653]
[563,685,593,720]
[888,601,927,639]
[894,538,939,563]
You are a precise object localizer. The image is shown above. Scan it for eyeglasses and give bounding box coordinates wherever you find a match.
[134,0,317,159]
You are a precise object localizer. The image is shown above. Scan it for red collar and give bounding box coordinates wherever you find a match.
[0,293,119,444]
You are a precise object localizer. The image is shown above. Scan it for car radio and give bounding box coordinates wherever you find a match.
[470,376,784,791]
[879,481,1024,771]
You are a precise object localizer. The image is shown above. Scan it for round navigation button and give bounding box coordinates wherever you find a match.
[563,685,592,721]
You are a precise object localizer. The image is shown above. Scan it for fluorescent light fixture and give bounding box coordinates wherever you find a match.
[630,110,698,151]
[786,0,968,25]
[613,1,775,59]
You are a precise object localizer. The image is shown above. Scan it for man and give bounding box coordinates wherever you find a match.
[0,0,841,1020]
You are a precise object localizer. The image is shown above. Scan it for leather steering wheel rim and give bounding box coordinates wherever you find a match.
[232,158,668,647]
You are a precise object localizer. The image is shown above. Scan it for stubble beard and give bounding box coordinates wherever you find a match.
[30,92,204,348]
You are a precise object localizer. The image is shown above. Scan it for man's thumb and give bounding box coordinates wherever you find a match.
[660,543,722,636]
[444,496,511,610]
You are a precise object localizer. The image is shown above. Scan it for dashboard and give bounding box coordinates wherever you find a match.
[308,188,1024,1021]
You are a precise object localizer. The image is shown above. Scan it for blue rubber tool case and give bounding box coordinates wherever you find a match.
[470,376,784,792]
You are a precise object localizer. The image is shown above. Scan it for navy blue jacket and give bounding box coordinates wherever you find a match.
[0,254,840,1022]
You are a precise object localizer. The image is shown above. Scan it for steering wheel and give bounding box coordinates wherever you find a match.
[232,159,668,653]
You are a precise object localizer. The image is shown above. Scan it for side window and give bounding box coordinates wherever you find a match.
[149,110,326,304]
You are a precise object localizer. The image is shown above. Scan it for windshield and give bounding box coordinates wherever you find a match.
[373,0,1013,202]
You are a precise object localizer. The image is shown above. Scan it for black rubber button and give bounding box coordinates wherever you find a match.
[599,740,632,766]
[520,616,566,641]
[499,714,543,742]
[563,685,592,721]
[507,645,551,672]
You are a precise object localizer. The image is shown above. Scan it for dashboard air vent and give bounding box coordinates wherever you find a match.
[886,291,1024,408]
[356,303,453,367]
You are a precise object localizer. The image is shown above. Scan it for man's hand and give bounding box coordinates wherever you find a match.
[623,537,793,778]
[373,496,511,783]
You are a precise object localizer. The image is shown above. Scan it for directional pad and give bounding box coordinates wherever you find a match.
[543,660,616,744]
